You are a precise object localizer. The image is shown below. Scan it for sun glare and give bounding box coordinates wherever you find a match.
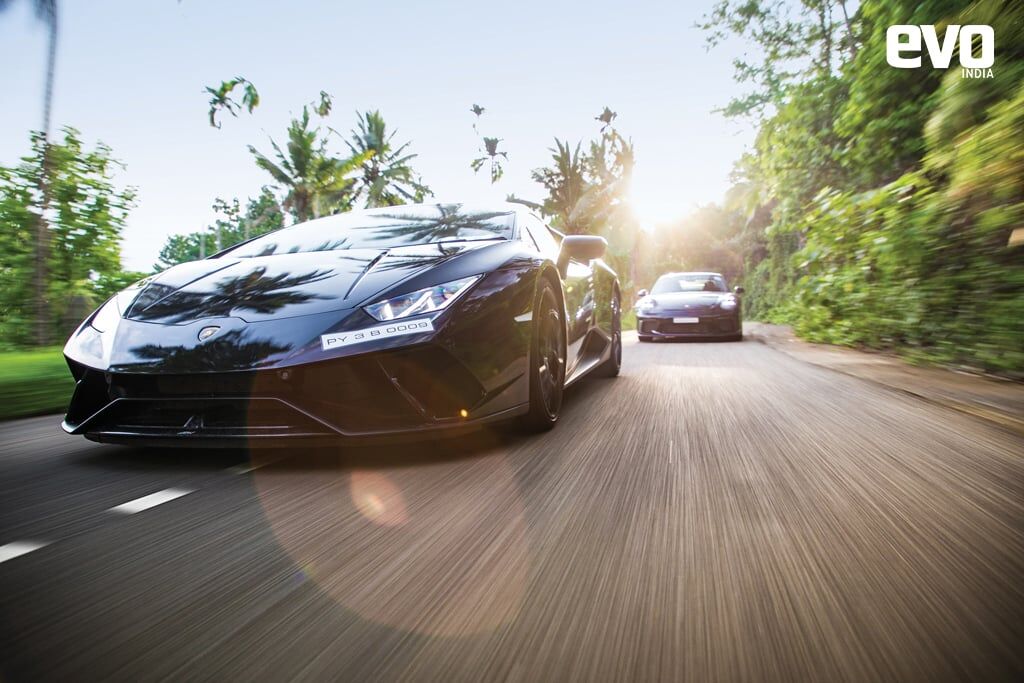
[629,190,685,230]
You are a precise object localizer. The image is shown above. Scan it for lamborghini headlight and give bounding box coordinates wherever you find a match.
[64,279,148,367]
[65,297,121,367]
[363,275,481,322]
[70,325,106,366]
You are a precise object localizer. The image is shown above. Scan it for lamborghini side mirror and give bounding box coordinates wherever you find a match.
[557,235,606,273]
[561,235,606,261]
[637,288,648,298]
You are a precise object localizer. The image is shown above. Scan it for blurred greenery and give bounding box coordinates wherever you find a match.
[691,0,1024,375]
[0,128,137,348]
[0,347,72,419]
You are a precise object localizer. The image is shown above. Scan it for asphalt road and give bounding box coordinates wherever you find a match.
[1,333,1022,682]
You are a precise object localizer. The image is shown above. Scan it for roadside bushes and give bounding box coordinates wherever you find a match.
[769,82,1024,375]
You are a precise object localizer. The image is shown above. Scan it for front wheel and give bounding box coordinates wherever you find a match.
[520,280,566,432]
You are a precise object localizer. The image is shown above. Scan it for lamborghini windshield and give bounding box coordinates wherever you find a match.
[224,205,515,258]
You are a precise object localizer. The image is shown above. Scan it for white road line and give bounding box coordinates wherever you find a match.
[108,488,194,514]
[0,541,49,564]
[669,439,674,464]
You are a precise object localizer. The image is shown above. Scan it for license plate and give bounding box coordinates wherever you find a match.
[673,317,699,323]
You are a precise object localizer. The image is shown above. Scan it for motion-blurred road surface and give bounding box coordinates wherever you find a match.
[1,334,1022,681]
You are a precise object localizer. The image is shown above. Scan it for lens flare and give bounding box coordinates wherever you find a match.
[251,434,529,637]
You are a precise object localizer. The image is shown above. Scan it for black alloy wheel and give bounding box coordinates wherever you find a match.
[521,280,566,431]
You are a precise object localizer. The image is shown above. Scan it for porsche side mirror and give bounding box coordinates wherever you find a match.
[637,288,648,298]
[557,235,607,273]
[734,286,745,295]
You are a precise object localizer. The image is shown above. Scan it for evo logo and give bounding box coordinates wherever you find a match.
[886,24,994,79]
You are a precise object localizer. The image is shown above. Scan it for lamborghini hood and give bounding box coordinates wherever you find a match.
[126,243,491,324]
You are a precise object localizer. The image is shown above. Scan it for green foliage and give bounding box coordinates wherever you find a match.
[621,307,638,332]
[0,346,73,418]
[248,97,429,220]
[700,0,1023,374]
[469,105,508,183]
[345,110,432,207]
[470,137,508,183]
[206,77,260,128]
[532,139,588,232]
[528,108,641,292]
[0,128,136,345]
[314,90,333,117]
[785,153,1022,374]
[699,0,860,119]
[835,0,966,186]
[155,188,284,269]
[249,103,368,222]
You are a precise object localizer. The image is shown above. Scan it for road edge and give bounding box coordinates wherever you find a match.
[745,322,1024,437]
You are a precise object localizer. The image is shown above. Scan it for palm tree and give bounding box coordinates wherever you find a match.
[345,111,431,208]
[1,0,58,345]
[531,139,589,233]
[249,107,369,223]
[531,110,636,237]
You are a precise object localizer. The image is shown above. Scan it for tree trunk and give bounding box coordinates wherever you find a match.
[33,3,59,347]
[817,3,832,75]
[838,1,857,60]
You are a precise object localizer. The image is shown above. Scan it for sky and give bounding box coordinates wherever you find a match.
[0,0,756,271]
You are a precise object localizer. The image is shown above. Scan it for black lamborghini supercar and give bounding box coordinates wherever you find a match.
[62,203,622,446]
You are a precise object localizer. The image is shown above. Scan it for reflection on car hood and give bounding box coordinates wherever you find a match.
[125,242,491,324]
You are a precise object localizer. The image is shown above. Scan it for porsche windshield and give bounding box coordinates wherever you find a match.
[224,205,515,257]
[652,274,727,293]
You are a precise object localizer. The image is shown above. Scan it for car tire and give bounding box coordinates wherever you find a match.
[638,335,653,343]
[596,294,621,378]
[520,279,566,432]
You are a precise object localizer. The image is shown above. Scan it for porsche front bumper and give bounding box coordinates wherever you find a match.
[637,314,741,338]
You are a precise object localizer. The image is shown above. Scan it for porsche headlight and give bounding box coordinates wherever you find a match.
[637,297,657,314]
[364,275,481,322]
[720,296,738,311]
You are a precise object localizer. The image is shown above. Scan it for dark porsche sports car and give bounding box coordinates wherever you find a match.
[634,271,743,342]
[61,203,621,446]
